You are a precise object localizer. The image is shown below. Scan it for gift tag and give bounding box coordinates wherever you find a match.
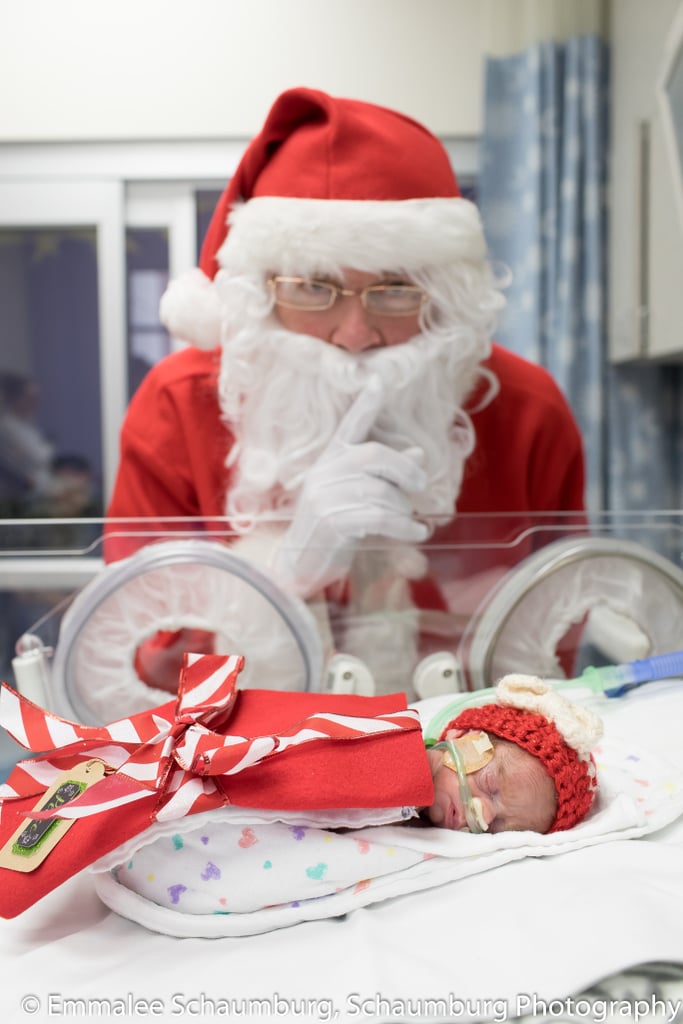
[0,759,107,873]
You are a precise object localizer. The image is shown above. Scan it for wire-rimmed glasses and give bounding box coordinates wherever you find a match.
[268,276,428,316]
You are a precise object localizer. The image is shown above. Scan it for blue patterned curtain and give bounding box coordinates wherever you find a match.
[477,34,682,515]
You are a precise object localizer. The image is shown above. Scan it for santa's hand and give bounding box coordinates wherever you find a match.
[274,377,429,596]
[133,627,215,693]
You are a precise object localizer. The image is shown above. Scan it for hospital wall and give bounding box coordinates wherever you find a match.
[0,0,606,141]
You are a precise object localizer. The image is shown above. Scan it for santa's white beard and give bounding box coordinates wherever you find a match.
[218,319,485,527]
[214,294,499,697]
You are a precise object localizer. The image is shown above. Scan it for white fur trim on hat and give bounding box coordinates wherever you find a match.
[218,196,487,277]
[159,268,222,349]
[495,674,604,760]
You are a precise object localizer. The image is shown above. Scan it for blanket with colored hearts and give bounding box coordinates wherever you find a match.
[93,707,683,937]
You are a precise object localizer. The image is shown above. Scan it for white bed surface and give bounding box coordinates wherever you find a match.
[1,679,682,1023]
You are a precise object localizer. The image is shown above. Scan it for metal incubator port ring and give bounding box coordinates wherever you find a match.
[459,536,683,690]
[44,539,324,724]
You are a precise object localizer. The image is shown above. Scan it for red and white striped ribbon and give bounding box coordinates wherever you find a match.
[0,653,421,825]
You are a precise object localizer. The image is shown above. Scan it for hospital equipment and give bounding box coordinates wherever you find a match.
[578,648,683,695]
[0,512,682,1020]
[424,648,683,744]
[11,538,325,723]
[2,515,683,730]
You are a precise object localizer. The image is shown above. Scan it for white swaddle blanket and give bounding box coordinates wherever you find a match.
[93,687,683,937]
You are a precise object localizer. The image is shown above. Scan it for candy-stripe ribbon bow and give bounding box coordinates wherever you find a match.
[0,652,421,824]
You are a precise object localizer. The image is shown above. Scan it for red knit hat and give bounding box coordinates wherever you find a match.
[440,675,604,833]
[160,86,487,348]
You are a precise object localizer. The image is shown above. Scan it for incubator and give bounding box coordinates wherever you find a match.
[0,511,682,745]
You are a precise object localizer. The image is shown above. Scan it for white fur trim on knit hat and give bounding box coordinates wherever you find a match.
[495,674,604,761]
[219,196,487,278]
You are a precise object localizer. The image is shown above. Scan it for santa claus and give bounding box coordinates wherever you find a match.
[106,87,585,699]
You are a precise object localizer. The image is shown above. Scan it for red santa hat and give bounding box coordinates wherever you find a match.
[160,86,487,348]
[440,675,604,833]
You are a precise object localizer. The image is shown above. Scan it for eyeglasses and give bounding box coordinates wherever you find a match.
[268,276,428,316]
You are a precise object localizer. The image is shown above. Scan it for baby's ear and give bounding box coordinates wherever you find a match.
[443,728,465,739]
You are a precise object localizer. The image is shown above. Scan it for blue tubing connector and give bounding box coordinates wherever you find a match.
[578,649,683,697]
[424,649,683,742]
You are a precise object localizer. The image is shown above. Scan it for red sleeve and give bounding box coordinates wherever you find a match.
[105,348,231,561]
[458,345,586,517]
[422,347,587,618]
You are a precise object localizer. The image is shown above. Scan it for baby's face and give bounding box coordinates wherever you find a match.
[425,735,557,834]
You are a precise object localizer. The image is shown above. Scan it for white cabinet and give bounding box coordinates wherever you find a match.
[609,0,683,361]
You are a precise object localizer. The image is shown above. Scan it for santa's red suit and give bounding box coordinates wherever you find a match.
[106,341,584,532]
[103,341,584,693]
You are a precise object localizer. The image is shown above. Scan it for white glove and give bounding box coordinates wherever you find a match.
[274,377,429,597]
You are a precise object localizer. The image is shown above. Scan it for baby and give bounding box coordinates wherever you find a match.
[102,675,603,927]
[422,673,603,835]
